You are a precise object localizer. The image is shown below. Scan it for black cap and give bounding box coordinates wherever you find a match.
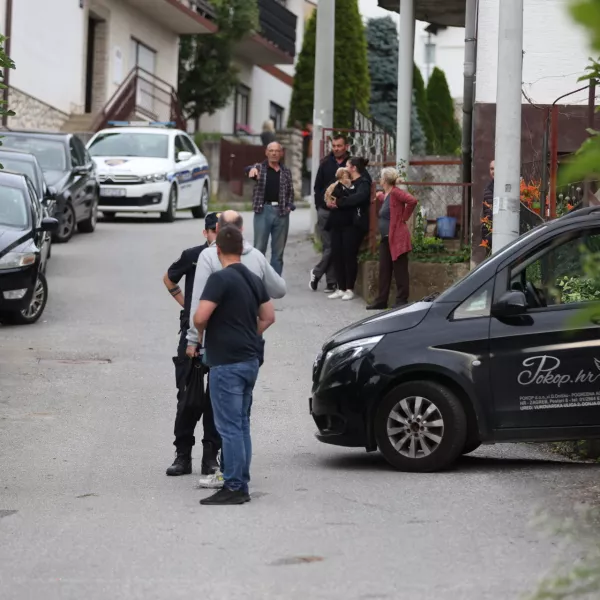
[204,212,219,230]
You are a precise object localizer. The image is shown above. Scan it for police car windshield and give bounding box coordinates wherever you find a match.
[0,184,29,229]
[89,132,169,159]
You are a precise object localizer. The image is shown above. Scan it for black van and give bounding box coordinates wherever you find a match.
[310,207,600,472]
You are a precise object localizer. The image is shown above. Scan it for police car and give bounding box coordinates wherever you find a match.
[86,122,210,222]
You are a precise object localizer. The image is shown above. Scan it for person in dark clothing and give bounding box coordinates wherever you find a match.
[260,120,276,147]
[327,156,372,301]
[163,212,221,477]
[481,160,494,253]
[194,226,276,506]
[309,134,351,293]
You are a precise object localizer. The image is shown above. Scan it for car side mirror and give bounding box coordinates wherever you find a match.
[177,151,192,162]
[74,164,91,175]
[40,217,59,233]
[492,290,527,317]
[45,186,57,200]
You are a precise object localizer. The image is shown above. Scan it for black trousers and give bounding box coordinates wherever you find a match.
[331,226,365,291]
[173,328,221,452]
[374,237,410,306]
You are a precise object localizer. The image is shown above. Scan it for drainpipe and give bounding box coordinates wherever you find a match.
[461,0,477,247]
[2,0,13,128]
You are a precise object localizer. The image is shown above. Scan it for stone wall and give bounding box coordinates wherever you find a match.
[277,128,303,203]
[8,88,69,131]
[356,259,470,304]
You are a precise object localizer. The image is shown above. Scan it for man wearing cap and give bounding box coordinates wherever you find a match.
[162,212,221,477]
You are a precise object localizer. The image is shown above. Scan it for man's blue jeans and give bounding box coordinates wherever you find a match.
[254,205,290,275]
[209,359,259,492]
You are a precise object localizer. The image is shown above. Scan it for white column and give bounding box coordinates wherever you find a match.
[492,0,524,253]
[309,0,335,232]
[395,0,415,177]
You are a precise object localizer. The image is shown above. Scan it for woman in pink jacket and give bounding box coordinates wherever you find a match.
[367,167,417,310]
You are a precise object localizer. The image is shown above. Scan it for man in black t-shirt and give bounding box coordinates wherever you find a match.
[193,226,275,506]
[163,212,221,478]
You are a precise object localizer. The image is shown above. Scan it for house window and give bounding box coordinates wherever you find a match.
[424,40,436,66]
[235,84,251,131]
[269,102,284,130]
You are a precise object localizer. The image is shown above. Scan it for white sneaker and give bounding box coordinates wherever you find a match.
[198,471,224,489]
[341,290,355,301]
[328,289,345,299]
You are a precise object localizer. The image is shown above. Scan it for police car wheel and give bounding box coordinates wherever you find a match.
[160,186,177,223]
[375,381,467,473]
[191,185,209,219]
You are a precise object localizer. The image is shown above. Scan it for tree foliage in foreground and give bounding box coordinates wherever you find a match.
[178,0,258,128]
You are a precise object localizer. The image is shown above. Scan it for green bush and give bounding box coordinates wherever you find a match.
[426,67,461,155]
[413,65,436,154]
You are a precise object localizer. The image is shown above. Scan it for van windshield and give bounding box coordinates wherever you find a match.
[434,225,548,302]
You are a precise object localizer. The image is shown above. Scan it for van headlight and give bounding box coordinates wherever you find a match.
[320,335,383,382]
[0,251,36,270]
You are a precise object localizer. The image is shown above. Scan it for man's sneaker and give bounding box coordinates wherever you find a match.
[341,290,355,301]
[198,470,224,489]
[309,269,319,291]
[323,284,337,294]
[166,450,192,476]
[200,487,247,505]
[328,289,345,299]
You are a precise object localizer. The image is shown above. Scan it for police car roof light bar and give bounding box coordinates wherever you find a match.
[107,120,177,128]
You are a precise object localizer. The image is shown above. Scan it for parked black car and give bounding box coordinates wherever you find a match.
[0,171,58,324]
[311,207,600,472]
[0,131,99,243]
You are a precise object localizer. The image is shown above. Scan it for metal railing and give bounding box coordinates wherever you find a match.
[257,0,297,57]
[92,67,186,132]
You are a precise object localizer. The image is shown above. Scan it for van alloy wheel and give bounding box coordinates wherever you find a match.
[387,396,445,459]
[375,381,467,472]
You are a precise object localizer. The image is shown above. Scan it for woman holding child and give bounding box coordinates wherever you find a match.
[325,157,372,301]
[366,167,417,310]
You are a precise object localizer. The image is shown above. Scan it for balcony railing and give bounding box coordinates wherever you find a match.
[257,0,296,58]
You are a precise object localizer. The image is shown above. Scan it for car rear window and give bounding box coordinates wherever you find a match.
[0,183,29,229]
[88,132,169,159]
[0,157,41,196]
[0,136,68,171]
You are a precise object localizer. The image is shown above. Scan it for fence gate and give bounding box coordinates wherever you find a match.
[219,139,266,197]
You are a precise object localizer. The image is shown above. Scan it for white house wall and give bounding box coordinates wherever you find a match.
[414,23,466,101]
[95,0,179,102]
[250,68,292,131]
[10,0,86,115]
[476,0,592,105]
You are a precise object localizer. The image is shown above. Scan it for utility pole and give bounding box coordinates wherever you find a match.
[492,0,524,253]
[396,0,415,176]
[2,0,13,128]
[310,0,335,233]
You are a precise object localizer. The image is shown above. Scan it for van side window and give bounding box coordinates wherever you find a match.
[453,279,494,320]
[509,228,600,308]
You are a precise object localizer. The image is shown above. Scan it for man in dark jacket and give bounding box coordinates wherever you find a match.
[481,160,494,252]
[309,134,351,293]
[163,212,221,477]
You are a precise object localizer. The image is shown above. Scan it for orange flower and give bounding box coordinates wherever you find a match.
[567,203,574,211]
[481,216,491,224]
[480,239,489,248]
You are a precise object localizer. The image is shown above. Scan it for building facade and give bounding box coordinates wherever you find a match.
[0,0,298,134]
[199,0,312,135]
[414,21,465,101]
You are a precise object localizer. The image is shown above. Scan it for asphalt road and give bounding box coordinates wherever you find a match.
[1,209,599,600]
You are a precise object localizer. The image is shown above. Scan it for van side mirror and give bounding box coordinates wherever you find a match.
[492,290,527,317]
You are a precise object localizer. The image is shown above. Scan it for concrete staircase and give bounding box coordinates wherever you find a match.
[60,113,96,143]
